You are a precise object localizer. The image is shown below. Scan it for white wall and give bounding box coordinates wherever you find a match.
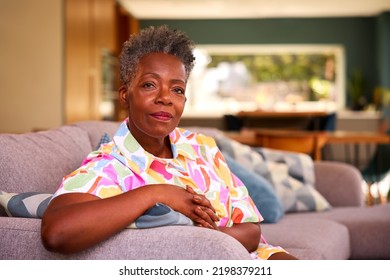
[0,0,63,133]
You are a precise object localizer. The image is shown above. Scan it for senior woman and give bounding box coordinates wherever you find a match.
[41,25,297,260]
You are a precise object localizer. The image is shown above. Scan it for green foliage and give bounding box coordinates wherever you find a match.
[347,69,365,103]
[207,53,335,83]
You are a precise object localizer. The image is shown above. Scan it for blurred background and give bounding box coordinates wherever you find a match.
[0,0,389,133]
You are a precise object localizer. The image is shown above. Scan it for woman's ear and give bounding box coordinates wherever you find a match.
[118,85,129,108]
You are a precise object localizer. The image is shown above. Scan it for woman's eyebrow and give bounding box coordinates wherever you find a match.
[140,73,185,84]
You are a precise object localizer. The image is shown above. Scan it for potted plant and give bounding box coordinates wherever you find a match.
[347,69,366,110]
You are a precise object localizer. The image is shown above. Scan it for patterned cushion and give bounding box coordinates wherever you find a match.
[0,191,51,218]
[0,190,193,228]
[215,135,331,213]
[95,132,112,150]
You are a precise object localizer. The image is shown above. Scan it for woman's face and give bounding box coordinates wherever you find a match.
[120,52,187,142]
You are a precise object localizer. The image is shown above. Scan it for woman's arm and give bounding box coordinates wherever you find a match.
[218,222,261,252]
[41,184,218,254]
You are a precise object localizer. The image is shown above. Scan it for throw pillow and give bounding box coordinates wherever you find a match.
[127,203,193,229]
[95,132,112,150]
[0,191,51,218]
[0,190,193,228]
[215,135,331,213]
[223,153,284,223]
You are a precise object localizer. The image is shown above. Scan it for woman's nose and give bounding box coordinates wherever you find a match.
[156,87,172,104]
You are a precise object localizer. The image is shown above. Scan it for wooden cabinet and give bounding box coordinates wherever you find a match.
[65,0,138,123]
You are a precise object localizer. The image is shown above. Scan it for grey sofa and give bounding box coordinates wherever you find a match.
[1,121,389,260]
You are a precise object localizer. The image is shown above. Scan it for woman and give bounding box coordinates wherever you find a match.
[41,25,297,260]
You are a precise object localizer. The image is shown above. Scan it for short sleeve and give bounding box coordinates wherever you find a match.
[53,149,138,199]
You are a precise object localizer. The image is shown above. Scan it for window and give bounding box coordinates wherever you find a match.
[185,45,345,117]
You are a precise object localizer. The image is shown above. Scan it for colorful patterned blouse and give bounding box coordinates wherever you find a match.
[53,119,286,259]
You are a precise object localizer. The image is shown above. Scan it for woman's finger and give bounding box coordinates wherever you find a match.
[193,195,216,213]
[194,206,218,229]
[202,207,219,222]
[186,185,217,213]
[185,185,196,194]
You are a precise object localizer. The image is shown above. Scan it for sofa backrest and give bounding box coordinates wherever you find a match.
[71,120,120,148]
[0,125,93,196]
[0,121,122,217]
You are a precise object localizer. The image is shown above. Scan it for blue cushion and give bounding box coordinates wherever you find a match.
[127,203,193,229]
[223,153,284,223]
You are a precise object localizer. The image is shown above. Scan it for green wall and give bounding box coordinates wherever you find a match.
[142,15,388,106]
[377,13,390,89]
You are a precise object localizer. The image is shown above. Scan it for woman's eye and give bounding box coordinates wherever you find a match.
[173,88,185,95]
[142,82,155,89]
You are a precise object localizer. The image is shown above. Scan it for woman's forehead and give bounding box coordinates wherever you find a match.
[135,53,186,79]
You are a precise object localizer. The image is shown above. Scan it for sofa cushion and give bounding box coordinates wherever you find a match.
[223,154,284,223]
[215,135,331,213]
[328,204,390,260]
[0,125,92,197]
[261,216,350,260]
[293,204,390,259]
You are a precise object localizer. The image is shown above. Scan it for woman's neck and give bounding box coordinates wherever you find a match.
[145,137,173,158]
[126,121,173,158]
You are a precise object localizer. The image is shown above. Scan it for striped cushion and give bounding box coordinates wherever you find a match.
[0,191,193,228]
[0,191,51,218]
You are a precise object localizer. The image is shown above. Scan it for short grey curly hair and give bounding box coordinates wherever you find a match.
[119,25,196,85]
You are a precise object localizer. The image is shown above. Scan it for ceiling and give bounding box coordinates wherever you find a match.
[118,0,390,20]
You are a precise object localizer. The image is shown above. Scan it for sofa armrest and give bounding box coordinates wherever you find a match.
[314,161,364,207]
[77,226,252,260]
[0,217,251,260]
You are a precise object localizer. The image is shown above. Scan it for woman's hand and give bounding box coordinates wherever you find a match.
[157,184,219,229]
[183,186,261,252]
[185,185,219,229]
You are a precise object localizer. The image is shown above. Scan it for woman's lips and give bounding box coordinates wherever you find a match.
[150,111,173,121]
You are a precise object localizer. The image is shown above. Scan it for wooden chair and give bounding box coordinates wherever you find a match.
[254,129,328,161]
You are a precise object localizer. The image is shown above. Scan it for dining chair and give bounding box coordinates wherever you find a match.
[254,129,328,161]
[361,91,390,204]
[361,143,390,204]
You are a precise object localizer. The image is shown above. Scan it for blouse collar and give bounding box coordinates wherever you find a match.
[113,119,198,172]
